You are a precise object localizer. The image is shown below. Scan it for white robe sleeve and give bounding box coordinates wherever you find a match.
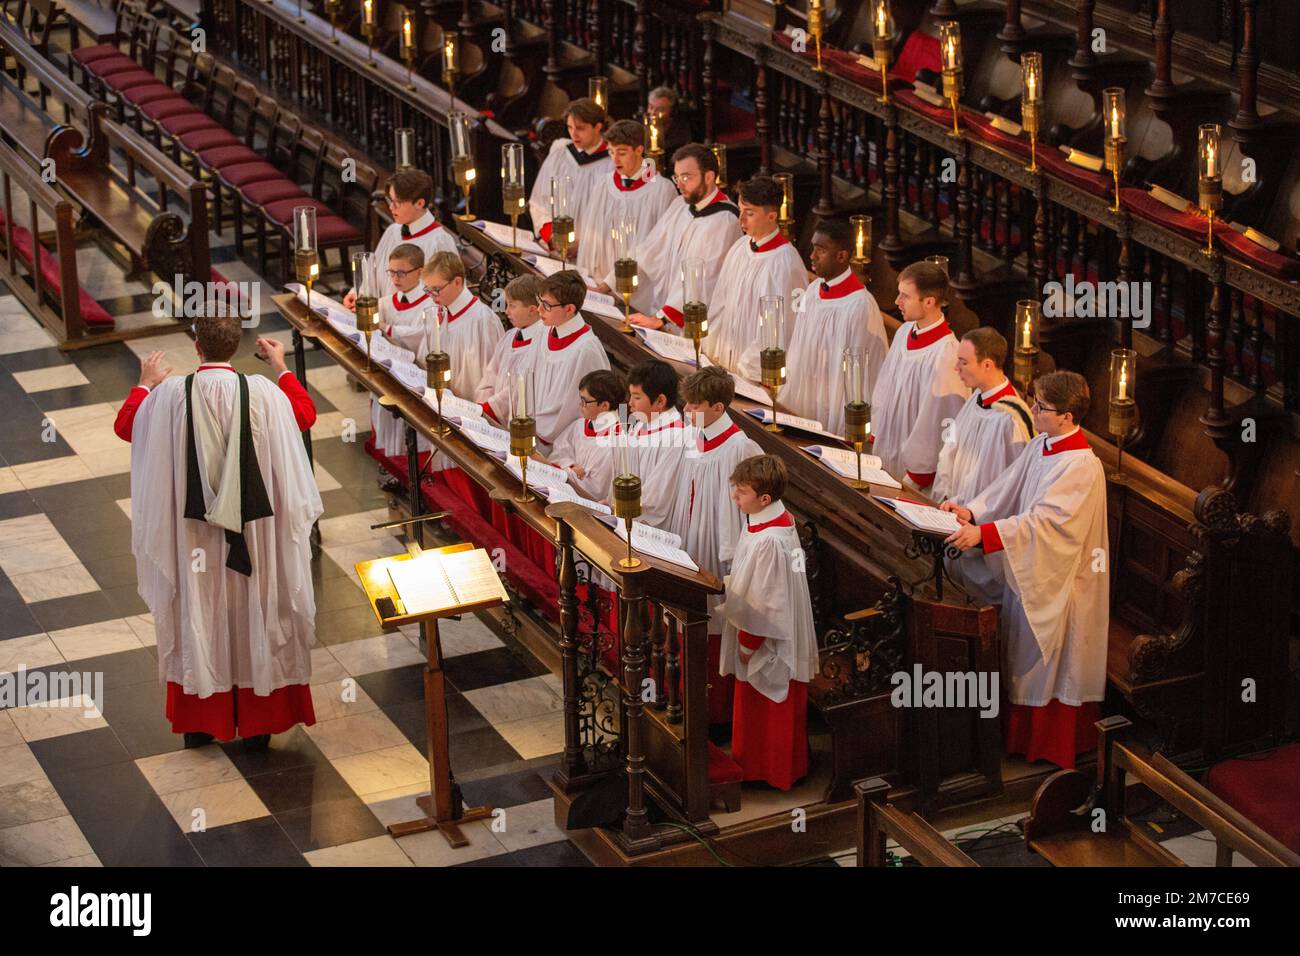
[901,338,969,480]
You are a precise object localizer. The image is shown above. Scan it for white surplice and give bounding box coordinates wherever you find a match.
[626,407,688,529]
[370,288,434,457]
[718,501,818,703]
[475,321,545,423]
[703,231,808,381]
[782,269,888,435]
[528,138,613,242]
[576,161,678,285]
[130,368,323,698]
[528,315,612,447]
[870,319,969,485]
[371,211,458,299]
[548,409,619,501]
[964,429,1109,707]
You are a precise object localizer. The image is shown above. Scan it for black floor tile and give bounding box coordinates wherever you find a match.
[28,590,120,633]
[311,567,371,613]
[28,478,115,515]
[384,692,488,755]
[457,840,591,867]
[0,490,39,520]
[102,583,149,617]
[29,726,134,780]
[445,646,549,693]
[0,426,73,465]
[458,765,554,810]
[0,346,69,373]
[354,663,426,708]
[70,526,136,562]
[313,603,388,646]
[48,759,204,866]
[98,472,133,501]
[311,553,352,585]
[45,500,132,537]
[0,601,41,640]
[81,552,139,590]
[99,678,183,759]
[32,385,110,413]
[274,796,387,853]
[187,815,308,867]
[243,759,358,814]
[217,725,329,778]
[317,487,365,522]
[448,725,523,774]
[75,647,158,690]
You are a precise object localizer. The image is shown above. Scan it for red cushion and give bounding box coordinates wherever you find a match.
[217,161,283,187]
[160,113,223,136]
[1205,744,1300,852]
[140,97,202,121]
[262,197,331,223]
[6,216,114,327]
[104,71,160,92]
[241,179,311,205]
[198,144,262,167]
[178,128,240,151]
[71,43,122,63]
[318,215,361,242]
[92,58,148,78]
[123,84,184,105]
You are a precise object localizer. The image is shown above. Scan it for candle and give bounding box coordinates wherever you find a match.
[1110,106,1119,139]
[649,121,658,151]
[402,14,412,50]
[876,3,887,37]
[780,198,789,221]
[1206,139,1217,178]
[1022,315,1031,349]
[517,376,527,418]
[430,307,442,353]
[1118,362,1127,401]
[946,37,956,66]
[856,230,865,258]
[363,0,373,25]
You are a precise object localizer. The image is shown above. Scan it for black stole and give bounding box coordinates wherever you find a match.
[184,373,275,576]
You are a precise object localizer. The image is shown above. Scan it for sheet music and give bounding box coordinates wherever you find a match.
[452,415,510,454]
[529,255,565,277]
[387,552,458,615]
[697,354,776,407]
[637,327,700,365]
[891,500,962,535]
[388,360,427,394]
[505,455,571,489]
[541,480,612,514]
[369,335,416,367]
[438,548,509,606]
[801,445,900,488]
[473,220,550,258]
[612,520,698,572]
[435,393,484,421]
[581,289,626,322]
[744,408,844,442]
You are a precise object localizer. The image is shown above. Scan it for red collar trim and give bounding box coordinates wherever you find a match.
[447,296,477,322]
[697,422,740,452]
[392,292,429,312]
[511,329,533,348]
[547,323,591,350]
[404,220,441,239]
[750,233,788,253]
[906,320,952,350]
[748,510,794,533]
[196,364,234,371]
[640,417,684,435]
[708,190,731,208]
[819,272,864,299]
[583,419,616,438]
[1043,430,1090,455]
[613,169,648,192]
[977,381,1016,407]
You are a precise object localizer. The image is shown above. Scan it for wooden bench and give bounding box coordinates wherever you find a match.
[1024,715,1300,867]
[854,777,978,867]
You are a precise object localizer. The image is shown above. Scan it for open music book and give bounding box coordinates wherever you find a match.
[885,499,962,535]
[386,547,508,616]
[636,327,701,365]
[802,445,901,489]
[535,479,612,514]
[453,415,511,454]
[472,219,551,258]
[744,408,844,443]
[505,455,571,489]
[600,518,699,572]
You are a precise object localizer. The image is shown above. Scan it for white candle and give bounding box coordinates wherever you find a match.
[876,4,887,37]
[1118,363,1128,400]
[517,376,527,417]
[363,0,373,25]
[431,307,442,353]
[856,229,865,259]
[1022,316,1031,349]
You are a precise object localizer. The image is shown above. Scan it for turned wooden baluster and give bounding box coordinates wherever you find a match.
[1068,0,1098,79]
[1031,186,1049,295]
[665,614,681,723]
[929,0,957,16]
[621,574,650,841]
[648,604,665,708]
[998,0,1025,56]
[634,0,648,109]
[1117,217,1132,349]
[1147,0,1173,101]
[997,179,1012,260]
[815,77,835,216]
[879,104,903,259]
[1073,216,1088,281]
[544,0,559,79]
[1247,296,1265,392]
[980,168,995,251]
[952,140,976,294]
[1228,288,1245,381]
[1231,0,1260,133]
[589,0,602,73]
[702,19,714,142]
[923,145,938,226]
[1200,262,1234,468]
[756,48,770,174]
[1157,257,1174,348]
[556,523,587,781]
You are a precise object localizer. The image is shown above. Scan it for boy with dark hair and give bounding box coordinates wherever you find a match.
[704,175,808,380]
[529,97,613,251]
[619,359,686,528]
[719,455,816,789]
[529,270,611,448]
[477,274,546,423]
[544,368,627,500]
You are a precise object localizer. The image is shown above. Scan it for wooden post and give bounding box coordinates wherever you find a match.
[543,0,559,79]
[589,0,603,73]
[1068,0,1098,77]
[1117,216,1132,350]
[665,613,681,723]
[1231,0,1260,133]
[951,140,976,295]
[997,0,1025,57]
[879,105,903,261]
[755,47,770,175]
[1146,0,1173,100]
[634,0,648,109]
[555,519,588,784]
[814,75,835,216]
[621,574,650,841]
[1200,262,1235,479]
[702,18,714,144]
[854,777,891,867]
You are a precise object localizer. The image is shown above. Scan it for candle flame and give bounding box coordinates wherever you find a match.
[876,3,887,36]
[1118,362,1128,400]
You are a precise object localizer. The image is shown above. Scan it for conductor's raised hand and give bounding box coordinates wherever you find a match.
[945,523,983,551]
[139,351,171,389]
[939,501,973,524]
[255,336,288,375]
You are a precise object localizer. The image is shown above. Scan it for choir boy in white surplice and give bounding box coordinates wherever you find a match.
[477,274,545,424]
[934,327,1034,603]
[529,98,613,253]
[117,319,322,749]
[871,261,969,489]
[719,455,817,790]
[381,251,500,470]
[703,176,808,380]
[529,271,612,449]
[543,368,626,501]
[942,371,1108,771]
[668,367,762,723]
[625,143,740,332]
[619,360,687,529]
[369,244,431,457]
[783,220,888,434]
[345,169,457,308]
[577,120,677,286]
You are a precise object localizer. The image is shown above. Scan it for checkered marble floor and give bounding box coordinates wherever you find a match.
[0,235,587,867]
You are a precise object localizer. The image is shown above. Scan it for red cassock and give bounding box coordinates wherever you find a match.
[730,630,809,791]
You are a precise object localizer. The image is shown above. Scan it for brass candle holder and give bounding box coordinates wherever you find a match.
[645,115,664,175]
[1012,298,1040,395]
[710,143,728,193]
[774,172,795,240]
[449,111,476,221]
[292,205,320,315]
[843,346,872,489]
[443,32,459,102]
[355,298,379,371]
[1109,348,1137,479]
[683,257,708,367]
[615,259,638,334]
[1020,52,1042,173]
[760,348,787,431]
[502,142,525,253]
[326,0,341,43]
[551,215,574,261]
[362,0,377,68]
[844,402,872,489]
[352,250,379,372]
[849,214,872,282]
[1198,123,1222,257]
[872,0,893,104]
[510,416,537,503]
[612,473,643,570]
[808,0,824,72]
[1103,87,1126,214]
[939,21,963,138]
[758,294,786,430]
[549,174,574,262]
[425,351,452,436]
[588,76,608,112]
